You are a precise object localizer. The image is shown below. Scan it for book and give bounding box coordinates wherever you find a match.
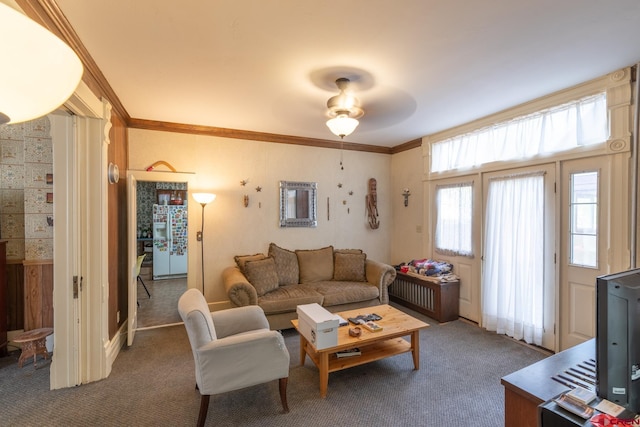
[594,399,626,417]
[566,387,596,405]
[554,393,594,419]
[336,348,361,358]
[362,321,383,332]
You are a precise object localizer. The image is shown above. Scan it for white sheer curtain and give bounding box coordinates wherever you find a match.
[435,182,473,257]
[482,172,544,345]
[431,93,607,173]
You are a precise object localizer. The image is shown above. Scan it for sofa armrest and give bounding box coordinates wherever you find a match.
[365,259,397,304]
[222,266,258,307]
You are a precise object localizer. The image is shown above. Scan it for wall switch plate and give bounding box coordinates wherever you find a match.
[196,231,203,241]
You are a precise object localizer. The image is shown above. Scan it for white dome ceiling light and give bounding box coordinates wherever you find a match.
[325,78,364,139]
[0,3,83,125]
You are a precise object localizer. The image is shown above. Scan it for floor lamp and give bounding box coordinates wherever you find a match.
[192,193,216,294]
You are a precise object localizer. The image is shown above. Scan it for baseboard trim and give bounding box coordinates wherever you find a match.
[105,322,127,374]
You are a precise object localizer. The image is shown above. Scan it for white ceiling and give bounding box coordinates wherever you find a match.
[54,0,640,148]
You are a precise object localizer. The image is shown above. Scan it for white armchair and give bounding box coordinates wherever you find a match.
[178,288,290,426]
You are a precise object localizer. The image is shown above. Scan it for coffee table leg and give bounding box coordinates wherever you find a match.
[411,330,420,370]
[319,352,329,398]
[299,334,308,365]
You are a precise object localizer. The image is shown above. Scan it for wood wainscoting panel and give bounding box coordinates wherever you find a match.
[6,260,24,331]
[23,260,53,331]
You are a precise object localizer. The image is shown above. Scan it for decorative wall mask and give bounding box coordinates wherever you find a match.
[366,178,379,229]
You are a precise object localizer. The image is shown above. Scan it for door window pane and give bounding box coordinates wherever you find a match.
[569,171,598,267]
[435,183,473,257]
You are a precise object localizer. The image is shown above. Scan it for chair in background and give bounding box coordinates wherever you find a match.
[178,288,290,427]
[136,254,151,300]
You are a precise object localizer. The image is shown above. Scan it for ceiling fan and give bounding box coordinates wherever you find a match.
[325,77,364,139]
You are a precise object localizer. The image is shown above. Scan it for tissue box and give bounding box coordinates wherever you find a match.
[296,303,339,350]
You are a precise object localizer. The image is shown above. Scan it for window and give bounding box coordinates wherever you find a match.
[569,171,599,267]
[435,182,473,257]
[431,93,607,173]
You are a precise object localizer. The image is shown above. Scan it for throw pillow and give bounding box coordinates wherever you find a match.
[268,243,299,286]
[296,246,334,283]
[333,252,367,282]
[243,257,279,296]
[234,253,266,273]
[334,248,363,254]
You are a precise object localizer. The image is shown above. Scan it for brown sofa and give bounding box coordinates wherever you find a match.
[222,243,397,330]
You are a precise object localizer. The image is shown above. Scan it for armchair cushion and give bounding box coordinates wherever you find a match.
[243,257,279,296]
[296,246,334,283]
[211,305,270,338]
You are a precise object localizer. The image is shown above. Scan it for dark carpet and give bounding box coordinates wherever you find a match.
[0,305,548,426]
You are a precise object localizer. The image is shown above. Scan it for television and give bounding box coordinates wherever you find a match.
[596,268,640,413]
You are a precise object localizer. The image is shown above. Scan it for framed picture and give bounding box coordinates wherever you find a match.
[46,192,53,203]
[46,173,53,185]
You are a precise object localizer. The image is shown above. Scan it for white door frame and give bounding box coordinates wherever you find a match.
[126,170,196,346]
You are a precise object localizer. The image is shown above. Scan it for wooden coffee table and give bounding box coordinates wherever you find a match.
[291,304,429,398]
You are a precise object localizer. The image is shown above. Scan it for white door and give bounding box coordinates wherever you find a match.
[50,113,82,388]
[127,174,138,346]
[430,176,481,322]
[559,157,609,350]
[482,163,556,351]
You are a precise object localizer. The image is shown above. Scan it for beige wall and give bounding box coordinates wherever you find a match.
[390,146,425,265]
[128,128,394,302]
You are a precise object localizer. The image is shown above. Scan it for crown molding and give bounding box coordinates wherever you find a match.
[128,118,394,154]
[17,0,415,155]
[15,0,130,122]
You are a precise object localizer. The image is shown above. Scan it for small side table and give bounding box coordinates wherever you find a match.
[13,327,53,368]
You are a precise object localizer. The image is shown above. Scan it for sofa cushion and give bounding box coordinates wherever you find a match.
[333,252,367,282]
[305,281,379,306]
[243,257,279,296]
[296,246,334,283]
[268,243,299,286]
[334,248,363,254]
[258,285,324,315]
[234,253,266,273]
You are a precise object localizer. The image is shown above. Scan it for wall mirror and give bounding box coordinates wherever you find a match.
[279,181,317,227]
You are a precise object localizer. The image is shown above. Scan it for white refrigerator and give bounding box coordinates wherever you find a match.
[152,204,188,279]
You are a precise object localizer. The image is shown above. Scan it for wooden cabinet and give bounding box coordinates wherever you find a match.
[389,272,459,323]
[501,340,594,427]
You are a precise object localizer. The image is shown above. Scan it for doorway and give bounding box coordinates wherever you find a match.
[135,181,188,329]
[127,170,196,346]
[481,163,557,351]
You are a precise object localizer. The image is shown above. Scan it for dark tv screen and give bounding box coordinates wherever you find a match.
[596,268,640,413]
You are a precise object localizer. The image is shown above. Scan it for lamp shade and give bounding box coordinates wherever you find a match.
[192,193,216,205]
[0,3,83,125]
[326,115,359,138]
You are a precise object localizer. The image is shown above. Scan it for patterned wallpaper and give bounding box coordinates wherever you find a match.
[136,181,187,237]
[0,117,53,260]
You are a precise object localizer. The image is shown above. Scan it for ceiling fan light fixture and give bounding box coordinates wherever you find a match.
[325,77,364,139]
[326,114,359,139]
